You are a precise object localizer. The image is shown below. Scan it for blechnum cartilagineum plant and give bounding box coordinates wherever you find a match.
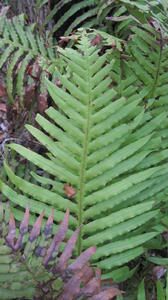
[1,30,168,282]
[0,202,120,299]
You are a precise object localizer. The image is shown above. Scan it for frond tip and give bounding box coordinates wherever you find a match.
[0,202,121,299]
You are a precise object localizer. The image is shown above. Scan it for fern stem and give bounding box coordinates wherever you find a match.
[119,52,123,97]
[77,53,91,254]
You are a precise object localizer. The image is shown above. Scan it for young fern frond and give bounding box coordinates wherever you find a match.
[1,31,168,278]
[0,202,120,299]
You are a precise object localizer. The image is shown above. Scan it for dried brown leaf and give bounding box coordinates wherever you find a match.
[91,34,101,46]
[24,85,35,110]
[0,103,7,112]
[26,60,42,80]
[0,82,7,98]
[59,36,71,47]
[37,93,48,115]
[64,184,76,198]
[0,133,6,143]
[90,287,121,300]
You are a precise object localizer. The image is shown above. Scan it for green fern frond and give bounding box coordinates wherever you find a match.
[50,0,97,36]
[1,31,168,277]
[64,7,98,36]
[125,22,168,173]
[0,13,57,107]
[97,0,168,37]
[128,24,165,96]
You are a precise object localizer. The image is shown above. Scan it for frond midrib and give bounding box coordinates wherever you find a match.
[77,50,92,254]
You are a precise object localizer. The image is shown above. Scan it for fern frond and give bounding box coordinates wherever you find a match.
[51,0,97,35]
[0,202,120,299]
[0,13,57,107]
[97,0,168,38]
[64,7,98,36]
[126,22,168,172]
[1,31,168,276]
[128,24,168,98]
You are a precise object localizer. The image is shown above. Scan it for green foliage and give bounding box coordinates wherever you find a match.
[44,0,98,37]
[1,1,167,109]
[125,22,168,184]
[47,0,168,39]
[8,0,98,36]
[108,20,168,183]
[4,0,168,40]
[137,272,168,300]
[127,23,168,97]
[157,280,166,300]
[137,279,146,300]
[0,202,120,299]
[98,0,168,37]
[0,12,57,108]
[1,31,168,280]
